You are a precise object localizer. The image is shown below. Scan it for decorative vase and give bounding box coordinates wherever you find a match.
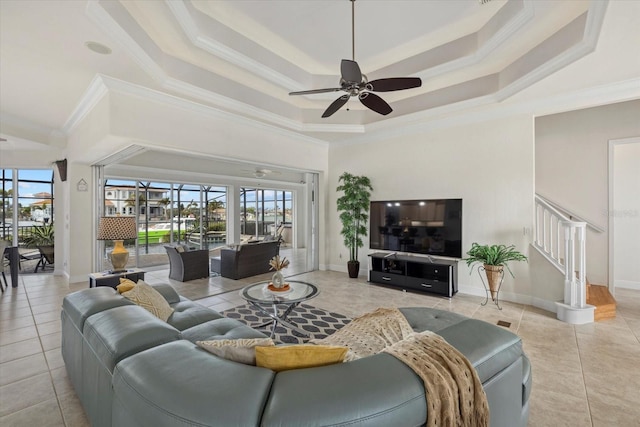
[484,264,503,301]
[271,270,285,288]
[347,260,360,278]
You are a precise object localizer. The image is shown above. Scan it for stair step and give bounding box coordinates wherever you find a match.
[586,284,616,321]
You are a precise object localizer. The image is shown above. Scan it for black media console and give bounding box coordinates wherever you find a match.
[368,252,458,297]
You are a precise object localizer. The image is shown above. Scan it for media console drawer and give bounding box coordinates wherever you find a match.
[405,276,451,296]
[369,271,406,287]
[368,253,457,298]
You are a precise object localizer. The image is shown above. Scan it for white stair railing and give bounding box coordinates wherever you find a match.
[534,195,594,324]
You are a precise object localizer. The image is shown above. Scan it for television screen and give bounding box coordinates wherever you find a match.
[369,199,462,259]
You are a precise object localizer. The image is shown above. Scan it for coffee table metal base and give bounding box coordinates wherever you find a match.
[248,301,309,338]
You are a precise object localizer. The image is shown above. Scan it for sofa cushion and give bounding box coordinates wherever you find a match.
[84,305,181,373]
[400,307,522,383]
[197,337,275,364]
[150,282,181,304]
[261,353,426,427]
[122,281,174,321]
[62,286,133,331]
[167,300,224,331]
[256,344,348,372]
[112,340,275,427]
[181,317,267,342]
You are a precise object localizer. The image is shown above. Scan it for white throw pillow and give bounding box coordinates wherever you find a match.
[197,338,275,365]
[122,281,174,322]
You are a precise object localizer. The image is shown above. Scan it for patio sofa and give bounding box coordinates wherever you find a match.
[210,239,279,279]
[61,284,531,427]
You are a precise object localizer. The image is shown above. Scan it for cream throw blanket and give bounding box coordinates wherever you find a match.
[312,307,489,427]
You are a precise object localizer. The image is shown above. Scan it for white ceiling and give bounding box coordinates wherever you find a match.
[1,0,609,146]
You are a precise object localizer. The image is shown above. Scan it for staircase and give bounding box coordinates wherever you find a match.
[534,195,594,324]
[586,280,616,321]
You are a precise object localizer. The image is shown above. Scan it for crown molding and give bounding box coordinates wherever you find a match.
[64,75,331,147]
[336,77,640,147]
[165,0,305,93]
[81,0,616,146]
[62,74,110,134]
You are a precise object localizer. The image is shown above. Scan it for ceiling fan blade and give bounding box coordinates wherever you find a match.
[289,87,343,96]
[359,92,392,116]
[322,94,350,118]
[341,59,362,84]
[367,77,422,92]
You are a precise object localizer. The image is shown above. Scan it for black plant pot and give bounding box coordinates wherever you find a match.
[347,260,360,278]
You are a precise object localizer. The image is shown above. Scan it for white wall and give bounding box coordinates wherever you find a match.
[327,115,536,302]
[535,100,640,285]
[613,140,640,290]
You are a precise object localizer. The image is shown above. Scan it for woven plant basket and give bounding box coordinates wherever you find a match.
[484,264,503,301]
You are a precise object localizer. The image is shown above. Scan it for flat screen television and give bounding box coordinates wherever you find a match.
[369,199,462,259]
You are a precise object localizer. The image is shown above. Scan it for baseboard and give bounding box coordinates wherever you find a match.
[615,280,640,291]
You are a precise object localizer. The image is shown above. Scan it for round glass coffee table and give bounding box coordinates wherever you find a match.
[240,280,319,338]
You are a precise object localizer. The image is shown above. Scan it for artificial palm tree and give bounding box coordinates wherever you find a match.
[336,172,373,278]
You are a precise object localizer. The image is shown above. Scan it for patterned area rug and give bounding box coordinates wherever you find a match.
[222,303,351,344]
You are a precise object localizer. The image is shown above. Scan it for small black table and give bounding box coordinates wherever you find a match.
[89,268,146,288]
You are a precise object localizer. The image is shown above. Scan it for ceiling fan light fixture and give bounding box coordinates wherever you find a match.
[289,0,421,118]
[85,41,112,55]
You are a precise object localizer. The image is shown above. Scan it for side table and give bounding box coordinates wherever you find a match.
[89,268,146,289]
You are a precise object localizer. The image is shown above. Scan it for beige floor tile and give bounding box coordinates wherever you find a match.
[40,331,62,351]
[588,387,640,427]
[0,372,56,417]
[0,325,39,346]
[58,390,90,427]
[0,397,65,427]
[0,314,35,332]
[50,366,74,397]
[0,306,33,321]
[32,310,61,325]
[44,348,64,370]
[30,302,62,315]
[0,352,49,387]
[0,338,42,364]
[36,319,61,336]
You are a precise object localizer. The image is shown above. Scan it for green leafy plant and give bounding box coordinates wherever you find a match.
[464,243,527,277]
[22,224,54,248]
[336,172,373,263]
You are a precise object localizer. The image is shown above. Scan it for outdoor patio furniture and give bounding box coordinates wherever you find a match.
[1,240,9,291]
[165,245,210,282]
[35,245,54,272]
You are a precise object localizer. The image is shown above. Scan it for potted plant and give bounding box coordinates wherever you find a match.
[22,224,54,247]
[464,243,527,301]
[336,172,373,278]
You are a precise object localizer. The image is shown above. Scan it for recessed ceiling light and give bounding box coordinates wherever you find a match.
[85,41,112,55]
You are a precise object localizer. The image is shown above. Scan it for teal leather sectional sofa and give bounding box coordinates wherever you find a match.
[61,284,531,426]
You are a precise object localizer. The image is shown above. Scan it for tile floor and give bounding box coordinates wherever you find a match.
[1,268,639,426]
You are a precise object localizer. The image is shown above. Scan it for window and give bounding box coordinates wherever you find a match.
[0,168,55,246]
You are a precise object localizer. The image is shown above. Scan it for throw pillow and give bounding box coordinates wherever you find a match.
[255,345,348,372]
[196,338,275,365]
[116,278,136,294]
[122,281,174,321]
[175,245,185,253]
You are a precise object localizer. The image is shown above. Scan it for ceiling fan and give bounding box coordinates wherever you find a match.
[289,0,422,118]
